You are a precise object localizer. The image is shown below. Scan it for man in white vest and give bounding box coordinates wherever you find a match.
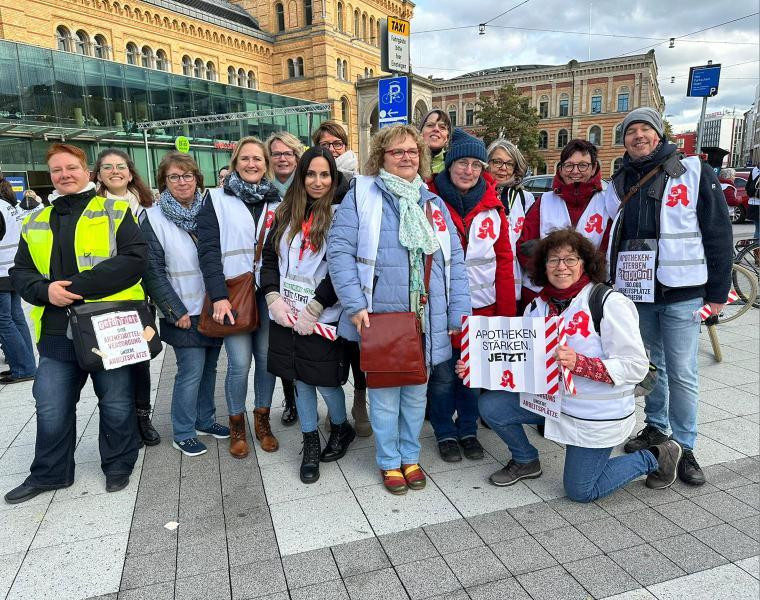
[607,108,733,486]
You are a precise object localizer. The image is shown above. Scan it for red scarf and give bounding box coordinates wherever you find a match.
[539,273,591,302]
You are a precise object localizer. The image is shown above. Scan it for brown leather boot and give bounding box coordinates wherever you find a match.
[228,413,249,459]
[351,388,372,437]
[253,407,279,452]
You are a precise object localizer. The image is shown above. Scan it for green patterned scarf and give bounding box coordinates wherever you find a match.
[378,169,440,327]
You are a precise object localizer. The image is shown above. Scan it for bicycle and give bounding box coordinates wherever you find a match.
[733,238,760,309]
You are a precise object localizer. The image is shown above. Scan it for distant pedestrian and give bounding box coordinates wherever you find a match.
[419,110,451,175]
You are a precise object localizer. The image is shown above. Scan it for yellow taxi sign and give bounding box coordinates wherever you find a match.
[388,17,409,37]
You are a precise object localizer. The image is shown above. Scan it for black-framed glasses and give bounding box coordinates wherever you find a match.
[547,256,581,268]
[561,162,592,173]
[320,140,345,150]
[167,173,195,183]
[271,151,296,159]
[488,159,516,170]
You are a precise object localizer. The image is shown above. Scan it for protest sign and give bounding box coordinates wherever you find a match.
[520,393,561,422]
[613,239,656,303]
[92,311,151,370]
[281,276,316,314]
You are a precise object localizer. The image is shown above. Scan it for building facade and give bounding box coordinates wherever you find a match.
[674,131,697,156]
[430,52,665,176]
[700,108,745,167]
[0,0,413,188]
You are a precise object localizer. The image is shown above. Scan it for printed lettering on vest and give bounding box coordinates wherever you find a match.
[564,310,591,338]
[477,217,496,240]
[584,213,603,234]
[512,216,525,235]
[666,184,689,207]
[431,209,447,231]
[500,369,515,389]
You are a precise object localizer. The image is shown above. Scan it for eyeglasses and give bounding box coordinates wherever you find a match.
[167,173,195,183]
[488,159,516,170]
[561,162,592,173]
[452,159,484,172]
[320,141,345,150]
[385,148,419,159]
[271,151,295,159]
[547,256,581,268]
[100,163,129,172]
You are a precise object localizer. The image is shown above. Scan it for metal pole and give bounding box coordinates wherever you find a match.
[143,129,153,189]
[696,96,708,156]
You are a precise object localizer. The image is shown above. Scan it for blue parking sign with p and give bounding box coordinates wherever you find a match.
[378,77,408,128]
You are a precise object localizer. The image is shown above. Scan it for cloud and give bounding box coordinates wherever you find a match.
[409,0,759,131]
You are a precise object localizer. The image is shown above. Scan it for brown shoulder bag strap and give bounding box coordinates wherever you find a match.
[618,165,663,209]
[253,204,270,266]
[423,201,435,295]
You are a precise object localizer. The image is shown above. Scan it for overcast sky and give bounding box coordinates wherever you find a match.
[409,0,759,132]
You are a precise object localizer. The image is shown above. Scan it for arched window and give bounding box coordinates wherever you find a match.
[613,157,623,173]
[559,93,569,117]
[337,2,344,31]
[126,42,139,65]
[297,57,304,77]
[341,96,349,123]
[56,26,72,52]
[247,71,256,89]
[182,55,192,76]
[228,66,237,85]
[447,105,457,127]
[304,0,313,25]
[337,58,343,79]
[156,49,169,71]
[141,46,154,68]
[93,34,109,59]
[539,95,549,119]
[614,123,624,145]
[193,58,204,78]
[287,58,295,78]
[362,13,367,41]
[369,17,375,45]
[589,125,602,146]
[354,9,360,36]
[364,67,369,78]
[557,129,569,148]
[369,68,374,77]
[343,60,348,79]
[206,61,216,81]
[275,3,285,31]
[238,68,246,86]
[538,130,548,149]
[75,30,90,55]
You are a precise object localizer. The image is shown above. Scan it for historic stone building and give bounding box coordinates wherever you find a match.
[431,52,665,176]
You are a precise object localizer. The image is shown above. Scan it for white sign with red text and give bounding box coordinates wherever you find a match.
[92,311,151,370]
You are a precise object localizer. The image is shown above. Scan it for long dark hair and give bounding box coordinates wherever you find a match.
[271,147,337,256]
[0,179,16,206]
[92,148,154,207]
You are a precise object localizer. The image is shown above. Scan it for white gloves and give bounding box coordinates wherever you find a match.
[294,299,323,336]
[266,293,294,328]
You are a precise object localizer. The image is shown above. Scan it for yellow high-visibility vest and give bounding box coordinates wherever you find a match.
[20,195,145,341]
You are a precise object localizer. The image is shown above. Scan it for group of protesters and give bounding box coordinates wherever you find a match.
[2,106,736,506]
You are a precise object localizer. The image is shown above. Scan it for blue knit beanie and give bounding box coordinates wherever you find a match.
[445,128,487,169]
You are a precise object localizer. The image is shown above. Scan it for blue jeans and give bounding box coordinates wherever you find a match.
[636,297,702,450]
[428,348,480,441]
[26,356,139,488]
[0,291,36,377]
[223,293,275,415]
[369,383,427,470]
[479,390,658,502]
[295,380,347,433]
[171,345,221,442]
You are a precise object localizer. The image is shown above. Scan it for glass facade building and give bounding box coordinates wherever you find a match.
[0,39,329,188]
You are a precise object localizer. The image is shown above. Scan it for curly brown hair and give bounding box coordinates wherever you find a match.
[363,124,431,179]
[529,228,608,286]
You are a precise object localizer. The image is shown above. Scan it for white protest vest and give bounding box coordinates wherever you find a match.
[506,189,534,300]
[354,175,451,311]
[277,210,342,324]
[607,156,706,289]
[526,285,635,421]
[0,202,20,278]
[145,206,207,317]
[208,187,279,286]
[465,208,500,309]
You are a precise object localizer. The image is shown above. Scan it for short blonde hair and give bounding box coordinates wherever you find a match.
[364,124,431,179]
[230,136,268,174]
[486,139,528,184]
[719,167,736,180]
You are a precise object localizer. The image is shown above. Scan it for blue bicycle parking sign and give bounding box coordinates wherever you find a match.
[378,76,409,128]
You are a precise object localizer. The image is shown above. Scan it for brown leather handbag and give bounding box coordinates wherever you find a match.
[197,220,267,337]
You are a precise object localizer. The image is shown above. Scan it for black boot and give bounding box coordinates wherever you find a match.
[320,421,356,462]
[281,379,298,426]
[136,409,161,446]
[300,431,321,483]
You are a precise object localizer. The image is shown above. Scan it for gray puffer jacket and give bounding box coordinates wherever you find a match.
[327,176,470,368]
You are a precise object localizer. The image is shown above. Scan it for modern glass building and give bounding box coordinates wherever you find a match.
[0,39,330,193]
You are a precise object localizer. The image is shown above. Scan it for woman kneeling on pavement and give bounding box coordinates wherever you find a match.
[261,147,354,483]
[427,128,516,463]
[140,152,229,457]
[461,229,682,502]
[328,124,470,495]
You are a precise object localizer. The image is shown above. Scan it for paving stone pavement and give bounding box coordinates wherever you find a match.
[0,309,757,599]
